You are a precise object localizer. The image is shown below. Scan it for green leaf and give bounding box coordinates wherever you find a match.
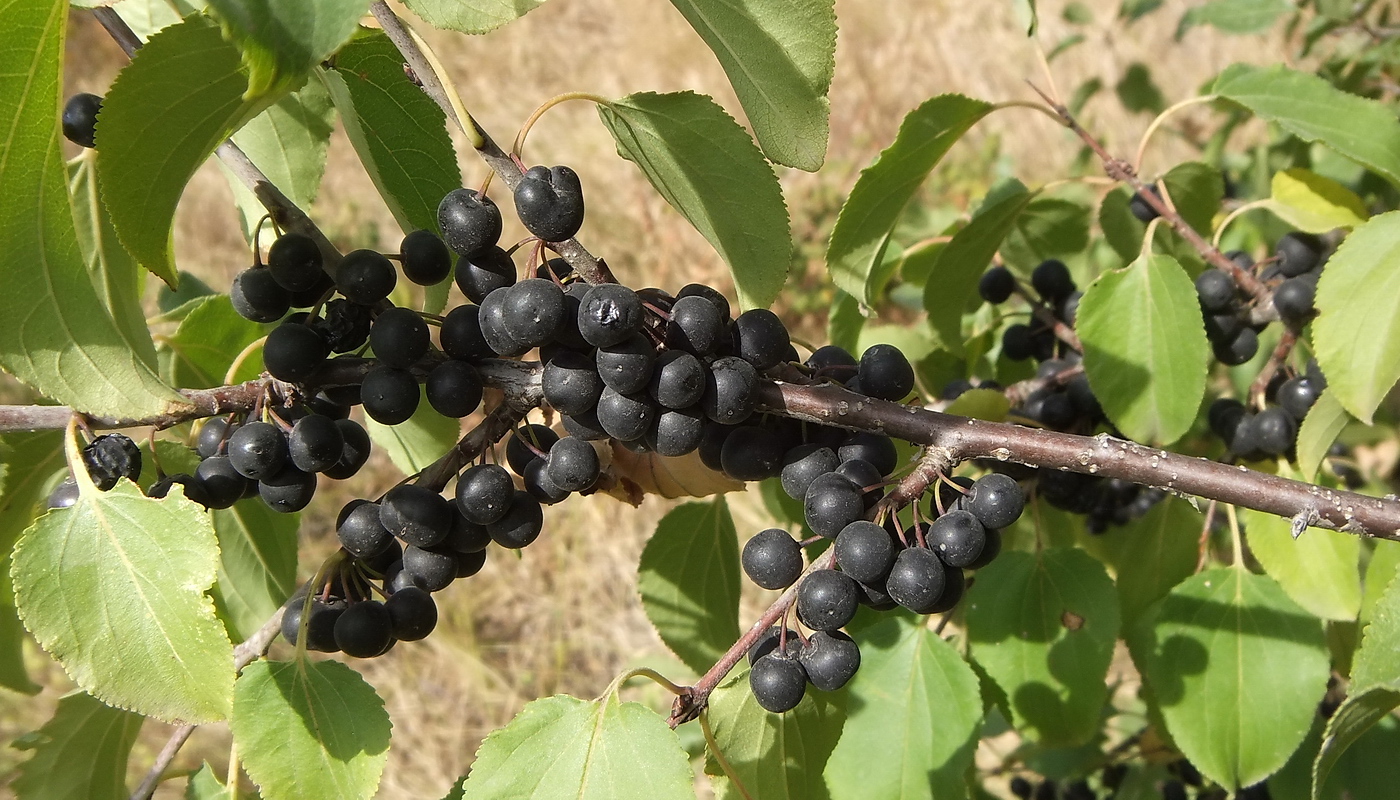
[321,29,461,243]
[12,481,234,722]
[1313,689,1400,800]
[0,432,65,695]
[1115,63,1165,115]
[826,95,994,307]
[637,498,741,674]
[1077,253,1209,444]
[206,0,368,97]
[922,187,1035,353]
[1267,168,1368,233]
[0,0,184,419]
[1099,186,1146,263]
[68,155,156,367]
[966,548,1120,746]
[1351,561,1400,691]
[1296,390,1349,482]
[365,390,459,475]
[1161,161,1224,237]
[112,0,192,40]
[825,615,982,800]
[944,388,1011,422]
[855,324,934,366]
[400,0,545,34]
[705,666,843,800]
[232,660,390,800]
[1099,497,1202,627]
[1360,541,1400,629]
[1212,64,1400,187]
[461,693,693,799]
[1130,569,1328,791]
[1244,508,1361,622]
[1178,0,1292,36]
[97,15,277,287]
[1000,196,1092,270]
[212,500,298,642]
[158,295,265,389]
[1311,211,1400,423]
[185,762,237,799]
[599,91,790,311]
[663,0,834,170]
[11,692,144,800]
[225,79,337,242]
[827,290,864,354]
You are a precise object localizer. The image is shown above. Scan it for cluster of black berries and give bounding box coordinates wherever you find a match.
[1196,232,1327,366]
[740,472,1024,713]
[1035,469,1167,534]
[46,433,144,508]
[982,259,1082,363]
[1207,359,1325,462]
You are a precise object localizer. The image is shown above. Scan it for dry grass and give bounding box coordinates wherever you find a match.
[0,1,1282,796]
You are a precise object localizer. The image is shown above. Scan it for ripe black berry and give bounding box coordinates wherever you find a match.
[1002,324,1035,361]
[702,357,758,424]
[514,165,586,242]
[886,547,948,613]
[336,249,397,305]
[649,406,706,457]
[502,279,567,347]
[596,387,657,442]
[1273,275,1317,324]
[282,595,345,652]
[258,464,317,513]
[543,350,604,416]
[401,544,458,592]
[478,286,532,357]
[334,601,395,658]
[546,437,600,492]
[927,510,986,568]
[321,299,373,353]
[837,432,897,477]
[1213,328,1258,366]
[1276,232,1324,277]
[360,365,420,425]
[676,283,731,320]
[979,266,1016,305]
[440,304,493,361]
[856,344,914,402]
[438,188,503,257]
[596,333,657,394]
[732,309,791,371]
[720,425,785,481]
[81,434,141,491]
[288,414,345,473]
[804,473,864,539]
[749,653,807,713]
[148,474,211,506]
[1129,188,1160,222]
[267,233,324,292]
[426,360,483,418]
[1032,259,1075,303]
[455,246,516,304]
[799,630,861,692]
[370,307,430,369]
[487,490,544,548]
[193,456,247,509]
[231,268,291,323]
[1253,406,1296,456]
[400,230,452,286]
[781,445,840,500]
[323,419,372,480]
[967,473,1025,529]
[795,569,859,631]
[1209,397,1247,442]
[741,529,804,590]
[381,484,452,548]
[227,421,288,480]
[456,463,515,525]
[197,418,233,460]
[523,459,570,505]
[385,587,437,640]
[338,501,394,559]
[1195,269,1237,313]
[648,351,705,410]
[1277,376,1320,421]
[579,284,644,348]
[834,520,896,584]
[445,511,492,553]
[61,93,103,148]
[665,295,724,355]
[263,322,329,382]
[505,424,559,476]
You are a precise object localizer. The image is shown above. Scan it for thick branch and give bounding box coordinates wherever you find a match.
[367,1,613,285]
[757,382,1400,539]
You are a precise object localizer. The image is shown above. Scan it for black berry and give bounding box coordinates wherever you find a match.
[742,529,804,590]
[438,188,503,257]
[513,165,586,242]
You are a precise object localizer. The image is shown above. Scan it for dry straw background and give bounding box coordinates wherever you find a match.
[0,0,1277,796]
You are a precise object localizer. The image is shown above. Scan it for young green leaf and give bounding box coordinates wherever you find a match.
[1267,168,1368,233]
[1177,0,1293,37]
[185,762,236,800]
[1311,211,1400,423]
[1099,186,1146,264]
[11,692,144,800]
[599,91,791,311]
[12,480,234,722]
[158,295,266,389]
[1078,253,1209,445]
[0,432,65,696]
[999,196,1092,270]
[824,614,983,800]
[705,665,843,800]
[1244,507,1361,622]
[205,0,369,96]
[97,15,280,287]
[1296,390,1349,482]
[663,0,835,170]
[637,497,741,674]
[944,388,1011,422]
[68,155,157,367]
[827,290,864,354]
[461,693,694,798]
[922,186,1035,353]
[1161,161,1224,236]
[225,79,337,242]
[232,660,391,800]
[0,0,184,419]
[826,94,994,306]
[365,389,460,475]
[1098,497,1202,627]
[1361,541,1400,629]
[1313,690,1400,800]
[1212,64,1400,187]
[211,499,298,643]
[966,548,1120,747]
[400,0,545,34]
[1129,569,1328,791]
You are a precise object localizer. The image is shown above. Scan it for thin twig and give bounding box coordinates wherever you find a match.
[1248,327,1300,410]
[1010,285,1081,352]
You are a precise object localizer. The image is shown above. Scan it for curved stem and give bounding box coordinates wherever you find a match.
[1212,199,1273,249]
[223,336,268,385]
[701,711,755,800]
[512,92,614,160]
[992,99,1064,125]
[1134,95,1216,175]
